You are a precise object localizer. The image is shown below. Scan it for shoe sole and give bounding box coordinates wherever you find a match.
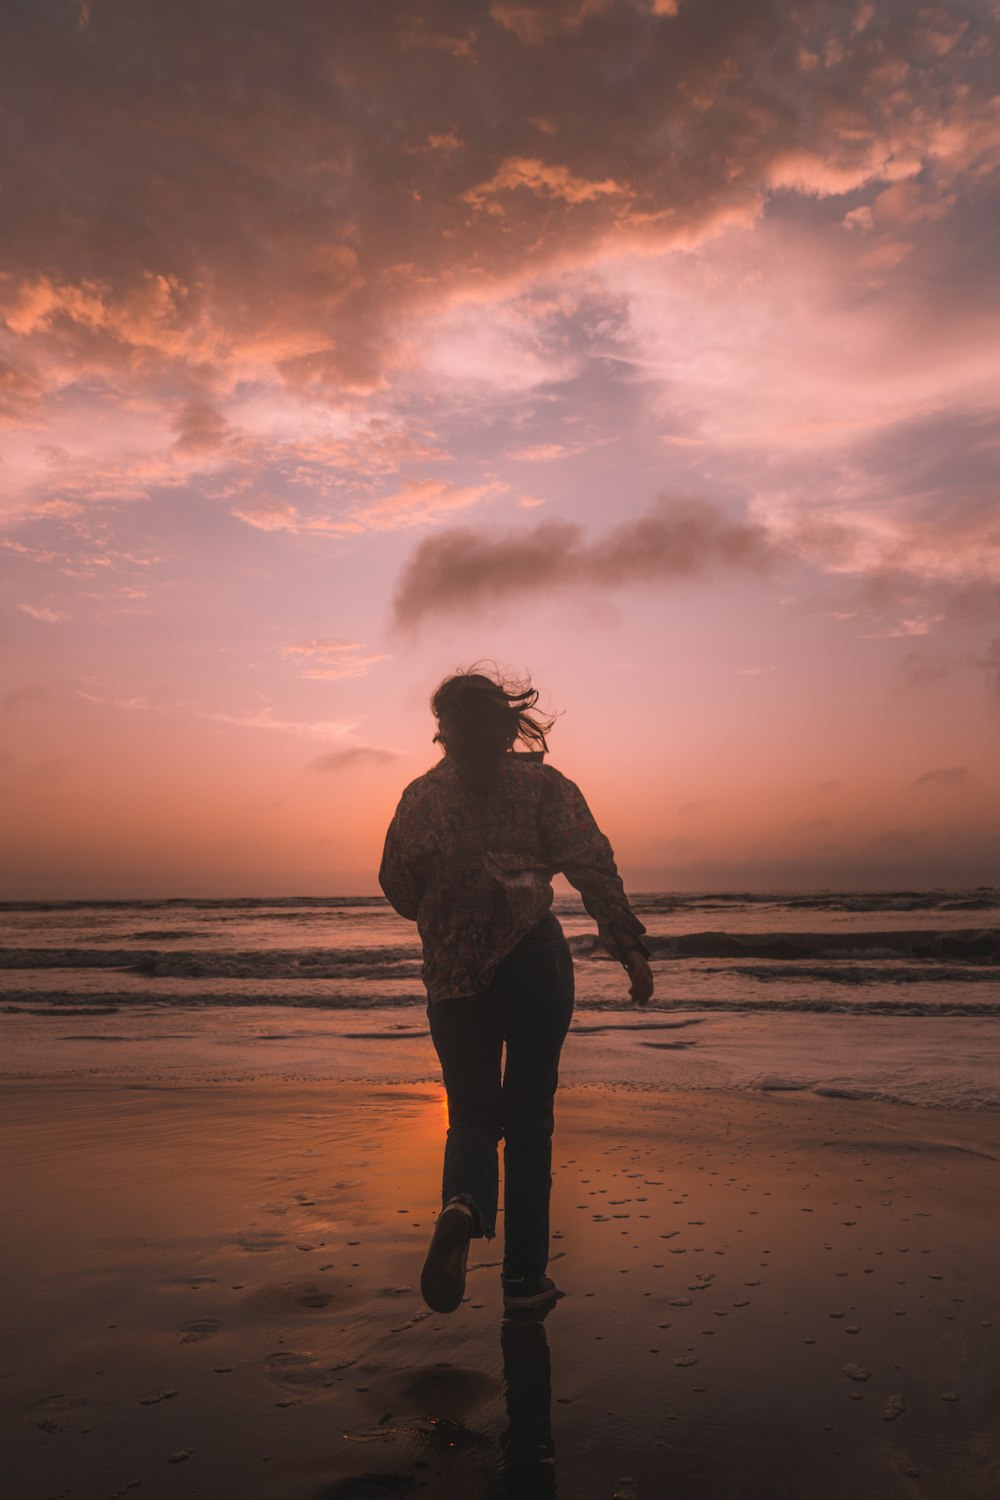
[420,1208,471,1314]
[503,1285,562,1312]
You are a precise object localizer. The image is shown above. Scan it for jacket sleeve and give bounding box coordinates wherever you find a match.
[538,770,649,960]
[378,792,424,921]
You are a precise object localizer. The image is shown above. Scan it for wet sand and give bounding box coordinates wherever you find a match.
[3,1078,999,1500]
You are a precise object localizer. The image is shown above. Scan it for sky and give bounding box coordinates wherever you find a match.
[2,0,999,898]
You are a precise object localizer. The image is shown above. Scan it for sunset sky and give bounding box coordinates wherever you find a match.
[2,0,998,897]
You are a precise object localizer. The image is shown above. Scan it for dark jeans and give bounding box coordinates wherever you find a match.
[426,912,575,1283]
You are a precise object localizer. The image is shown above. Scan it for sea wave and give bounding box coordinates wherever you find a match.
[0,945,423,975]
[0,896,389,912]
[630,889,1000,914]
[5,991,1000,1016]
[2,888,997,916]
[3,927,996,976]
[643,928,999,961]
[704,963,1000,985]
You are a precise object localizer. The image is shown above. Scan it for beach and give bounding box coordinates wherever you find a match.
[4,892,998,1496]
[5,1074,999,1500]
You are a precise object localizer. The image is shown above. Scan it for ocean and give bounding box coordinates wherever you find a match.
[2,890,999,1109]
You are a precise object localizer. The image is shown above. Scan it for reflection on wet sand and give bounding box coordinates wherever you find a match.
[498,1311,557,1499]
[3,1079,1000,1499]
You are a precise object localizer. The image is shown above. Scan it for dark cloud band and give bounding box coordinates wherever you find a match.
[392,495,771,623]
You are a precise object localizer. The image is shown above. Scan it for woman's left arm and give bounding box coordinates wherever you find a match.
[538,769,651,963]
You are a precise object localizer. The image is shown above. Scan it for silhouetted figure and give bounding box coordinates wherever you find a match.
[379,667,653,1316]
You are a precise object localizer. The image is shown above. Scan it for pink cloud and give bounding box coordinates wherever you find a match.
[17,602,66,623]
[352,478,508,531]
[464,156,629,211]
[279,639,389,680]
[508,442,584,461]
[231,503,301,533]
[231,478,506,537]
[76,685,372,746]
[488,0,616,45]
[306,744,399,770]
[170,401,230,456]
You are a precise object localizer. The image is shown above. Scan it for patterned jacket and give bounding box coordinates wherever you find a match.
[379,753,648,1002]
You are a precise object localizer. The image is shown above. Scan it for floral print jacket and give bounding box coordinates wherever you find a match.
[379,753,649,1003]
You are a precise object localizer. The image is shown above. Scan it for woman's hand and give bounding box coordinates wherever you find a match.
[597,925,654,1006]
[624,950,654,1007]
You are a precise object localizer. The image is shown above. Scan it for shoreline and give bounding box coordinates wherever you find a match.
[4,1077,999,1498]
[3,1000,1000,1111]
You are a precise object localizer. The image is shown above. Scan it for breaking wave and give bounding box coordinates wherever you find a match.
[3,926,996,978]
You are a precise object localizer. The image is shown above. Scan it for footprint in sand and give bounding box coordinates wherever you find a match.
[28,1393,87,1433]
[234,1230,289,1253]
[178,1316,221,1343]
[362,1363,500,1420]
[265,1352,344,1391]
[237,1278,355,1316]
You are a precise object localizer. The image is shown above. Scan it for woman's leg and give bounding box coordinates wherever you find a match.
[498,923,575,1283]
[426,993,505,1240]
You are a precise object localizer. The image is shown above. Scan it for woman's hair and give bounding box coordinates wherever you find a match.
[431,664,555,792]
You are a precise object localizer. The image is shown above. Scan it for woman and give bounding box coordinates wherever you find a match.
[379,667,653,1316]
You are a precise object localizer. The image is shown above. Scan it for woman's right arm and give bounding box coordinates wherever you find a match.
[378,792,425,920]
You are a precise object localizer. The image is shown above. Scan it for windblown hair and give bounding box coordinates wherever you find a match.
[431,665,555,793]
